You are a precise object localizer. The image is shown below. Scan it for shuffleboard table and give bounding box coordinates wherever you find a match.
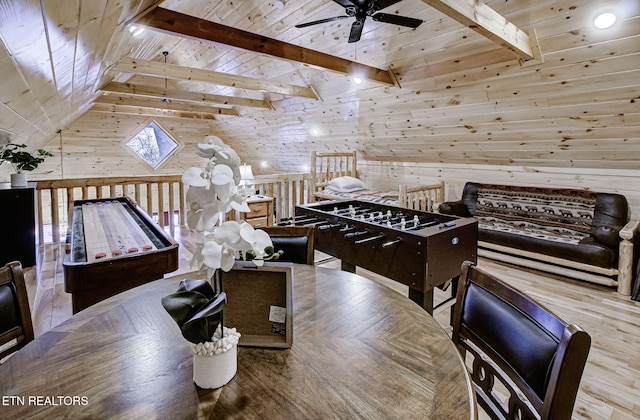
[63,197,179,313]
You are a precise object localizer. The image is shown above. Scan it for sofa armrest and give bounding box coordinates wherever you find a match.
[438,200,472,217]
[619,219,640,242]
[617,219,640,296]
[592,225,623,247]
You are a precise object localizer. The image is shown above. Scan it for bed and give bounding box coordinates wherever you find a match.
[308,151,445,212]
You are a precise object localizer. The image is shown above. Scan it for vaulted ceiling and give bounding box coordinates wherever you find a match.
[0,0,639,176]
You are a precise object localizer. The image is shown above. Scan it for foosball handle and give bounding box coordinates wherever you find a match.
[382,238,402,248]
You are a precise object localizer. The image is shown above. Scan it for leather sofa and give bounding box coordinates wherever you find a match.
[439,182,638,294]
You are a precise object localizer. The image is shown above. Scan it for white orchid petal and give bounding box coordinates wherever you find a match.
[201,241,223,269]
[220,252,236,271]
[239,222,256,242]
[253,229,273,250]
[214,221,241,243]
[204,135,223,145]
[210,165,234,185]
[182,167,208,187]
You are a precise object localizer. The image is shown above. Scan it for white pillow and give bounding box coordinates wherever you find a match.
[328,176,365,192]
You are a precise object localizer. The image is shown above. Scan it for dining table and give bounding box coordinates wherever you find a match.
[0,264,476,419]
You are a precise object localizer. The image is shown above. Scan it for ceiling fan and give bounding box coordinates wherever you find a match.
[295,0,423,43]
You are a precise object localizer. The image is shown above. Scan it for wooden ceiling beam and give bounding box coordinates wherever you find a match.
[135,7,395,86]
[420,0,534,61]
[89,103,238,119]
[99,81,272,109]
[109,57,318,99]
[93,94,240,115]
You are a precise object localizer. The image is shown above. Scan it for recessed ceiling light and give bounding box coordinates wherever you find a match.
[353,77,363,85]
[128,25,144,36]
[594,12,616,29]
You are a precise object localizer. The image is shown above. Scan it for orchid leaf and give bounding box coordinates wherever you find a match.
[161,291,210,329]
[161,279,228,344]
[177,278,216,299]
[181,292,227,344]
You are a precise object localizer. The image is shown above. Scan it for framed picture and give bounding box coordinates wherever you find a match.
[222,261,293,348]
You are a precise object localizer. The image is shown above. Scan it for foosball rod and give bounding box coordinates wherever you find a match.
[277,216,322,226]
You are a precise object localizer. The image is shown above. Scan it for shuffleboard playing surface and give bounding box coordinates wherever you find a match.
[81,201,157,262]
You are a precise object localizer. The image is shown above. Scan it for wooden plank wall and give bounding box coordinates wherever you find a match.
[359,160,640,218]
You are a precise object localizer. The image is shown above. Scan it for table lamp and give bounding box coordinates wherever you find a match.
[239,163,255,195]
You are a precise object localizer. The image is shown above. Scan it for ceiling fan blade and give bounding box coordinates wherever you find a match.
[371,0,403,12]
[348,19,365,43]
[332,0,356,7]
[295,15,350,28]
[371,13,423,28]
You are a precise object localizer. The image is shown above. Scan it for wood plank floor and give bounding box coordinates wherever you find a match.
[22,226,640,419]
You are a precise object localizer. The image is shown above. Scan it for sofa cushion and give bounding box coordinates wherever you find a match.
[481,228,617,268]
[472,184,597,257]
[474,185,596,235]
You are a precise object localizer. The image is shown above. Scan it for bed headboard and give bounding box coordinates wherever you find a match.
[308,150,445,212]
[309,151,357,201]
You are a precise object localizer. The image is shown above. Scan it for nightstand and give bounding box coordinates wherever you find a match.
[231,195,274,227]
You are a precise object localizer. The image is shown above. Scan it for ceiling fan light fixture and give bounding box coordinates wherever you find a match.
[295,0,422,43]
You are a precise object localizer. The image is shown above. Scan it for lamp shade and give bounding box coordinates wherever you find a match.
[239,164,255,182]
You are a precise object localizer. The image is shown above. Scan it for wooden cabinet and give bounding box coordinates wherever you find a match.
[0,182,38,267]
[228,195,274,227]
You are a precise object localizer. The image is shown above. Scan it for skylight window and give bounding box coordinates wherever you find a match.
[125,120,180,170]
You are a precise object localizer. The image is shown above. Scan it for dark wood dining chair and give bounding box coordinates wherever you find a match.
[0,261,34,362]
[451,261,591,420]
[259,226,315,265]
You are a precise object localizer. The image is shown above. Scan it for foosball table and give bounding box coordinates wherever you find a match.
[290,200,478,313]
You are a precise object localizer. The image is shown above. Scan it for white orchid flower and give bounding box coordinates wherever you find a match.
[196,135,229,160]
[212,221,248,250]
[185,186,225,231]
[239,223,273,266]
[219,243,238,271]
[210,164,234,185]
[200,225,244,270]
[182,167,208,187]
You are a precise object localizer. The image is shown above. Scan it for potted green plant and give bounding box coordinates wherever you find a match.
[0,143,53,187]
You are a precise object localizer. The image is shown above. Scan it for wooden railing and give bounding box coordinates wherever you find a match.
[399,181,445,212]
[35,173,310,244]
[254,173,309,221]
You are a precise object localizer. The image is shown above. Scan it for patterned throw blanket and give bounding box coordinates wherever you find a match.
[321,188,400,206]
[475,186,597,245]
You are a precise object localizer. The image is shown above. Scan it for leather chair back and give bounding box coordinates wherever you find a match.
[259,226,315,265]
[0,261,34,362]
[451,261,591,419]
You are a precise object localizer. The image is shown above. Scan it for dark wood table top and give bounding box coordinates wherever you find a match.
[0,265,476,419]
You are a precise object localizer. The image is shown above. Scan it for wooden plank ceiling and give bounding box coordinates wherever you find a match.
[0,0,638,177]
